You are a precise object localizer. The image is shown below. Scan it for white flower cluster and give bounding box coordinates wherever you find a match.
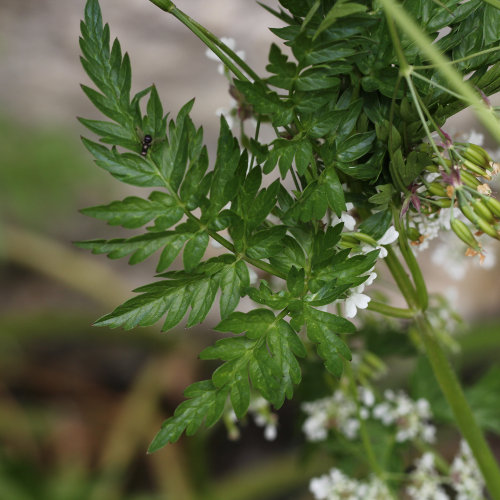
[409,206,459,252]
[248,396,278,441]
[406,452,449,500]
[301,388,363,442]
[372,390,436,443]
[450,441,484,500]
[406,441,484,500]
[302,387,435,445]
[223,396,278,441]
[310,469,391,500]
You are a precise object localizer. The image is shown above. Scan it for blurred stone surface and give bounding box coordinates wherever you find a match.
[0,0,277,148]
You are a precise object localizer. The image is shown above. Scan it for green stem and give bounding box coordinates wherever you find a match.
[344,362,384,479]
[384,247,418,309]
[148,0,260,82]
[206,228,286,280]
[416,315,500,499]
[411,70,465,101]
[405,76,448,171]
[367,301,415,319]
[392,207,429,310]
[412,46,500,69]
[382,243,500,499]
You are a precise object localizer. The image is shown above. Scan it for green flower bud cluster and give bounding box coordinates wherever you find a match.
[412,143,500,252]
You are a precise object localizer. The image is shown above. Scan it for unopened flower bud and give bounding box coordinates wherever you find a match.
[433,198,452,208]
[451,219,480,250]
[407,227,421,241]
[475,217,500,240]
[428,182,447,197]
[459,201,477,225]
[484,197,500,217]
[472,199,494,223]
[461,144,491,169]
[460,170,481,189]
[463,159,491,179]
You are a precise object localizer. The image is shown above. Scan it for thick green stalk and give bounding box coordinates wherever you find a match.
[384,247,418,308]
[367,301,415,319]
[380,0,500,143]
[148,0,260,82]
[384,244,500,499]
[416,315,500,499]
[392,207,428,310]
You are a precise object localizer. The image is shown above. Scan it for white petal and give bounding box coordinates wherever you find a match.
[353,293,370,309]
[264,424,277,441]
[345,298,358,318]
[378,226,399,245]
[364,272,377,287]
[341,213,356,231]
[377,246,388,258]
[205,48,220,61]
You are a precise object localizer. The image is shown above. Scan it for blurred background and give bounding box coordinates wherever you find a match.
[1,1,500,499]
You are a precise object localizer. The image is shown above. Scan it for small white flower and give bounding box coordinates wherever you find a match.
[248,396,279,441]
[359,387,375,407]
[406,452,449,500]
[450,440,484,500]
[205,37,236,61]
[373,391,435,443]
[341,418,360,439]
[302,411,329,442]
[248,268,258,285]
[364,271,377,287]
[343,269,376,318]
[340,212,357,231]
[264,423,277,441]
[309,468,390,500]
[345,287,371,318]
[309,475,332,499]
[360,226,399,258]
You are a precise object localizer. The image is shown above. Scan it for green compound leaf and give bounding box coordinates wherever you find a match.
[80,0,134,131]
[80,191,183,229]
[75,231,177,266]
[214,309,305,408]
[93,256,248,330]
[207,117,242,216]
[314,1,368,39]
[81,137,164,187]
[298,304,355,378]
[148,381,229,451]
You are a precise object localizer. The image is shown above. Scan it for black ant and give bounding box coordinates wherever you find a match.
[141,134,153,156]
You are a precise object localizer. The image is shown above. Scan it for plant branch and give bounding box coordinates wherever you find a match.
[384,247,418,309]
[367,301,415,319]
[416,315,500,499]
[147,0,260,82]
